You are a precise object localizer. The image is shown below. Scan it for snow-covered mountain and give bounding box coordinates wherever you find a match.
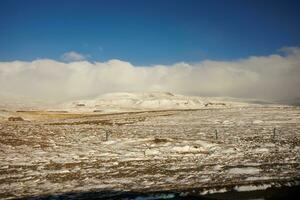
[56,92,249,113]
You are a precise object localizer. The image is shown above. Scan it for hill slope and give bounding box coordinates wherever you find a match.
[57,92,250,113]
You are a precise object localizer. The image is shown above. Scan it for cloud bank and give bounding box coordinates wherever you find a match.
[61,51,87,62]
[0,47,300,104]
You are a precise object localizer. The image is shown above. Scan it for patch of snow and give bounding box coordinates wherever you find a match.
[234,184,271,192]
[265,143,276,148]
[195,140,216,149]
[245,176,272,181]
[223,120,234,125]
[213,165,222,171]
[102,140,118,145]
[254,148,269,153]
[228,167,261,175]
[253,120,264,124]
[200,188,228,195]
[171,145,205,153]
[144,149,160,156]
[222,148,236,154]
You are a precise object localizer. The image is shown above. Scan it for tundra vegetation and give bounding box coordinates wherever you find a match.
[0,95,299,199]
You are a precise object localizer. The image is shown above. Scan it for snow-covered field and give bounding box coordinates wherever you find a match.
[0,93,299,199]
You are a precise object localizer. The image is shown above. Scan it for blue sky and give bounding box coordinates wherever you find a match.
[0,0,300,65]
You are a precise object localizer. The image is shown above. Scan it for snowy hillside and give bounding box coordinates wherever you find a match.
[57,92,250,113]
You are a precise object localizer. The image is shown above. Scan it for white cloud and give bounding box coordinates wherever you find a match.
[61,51,86,62]
[278,46,300,55]
[0,47,300,104]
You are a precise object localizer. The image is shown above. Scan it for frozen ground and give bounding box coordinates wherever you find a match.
[0,100,300,199]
